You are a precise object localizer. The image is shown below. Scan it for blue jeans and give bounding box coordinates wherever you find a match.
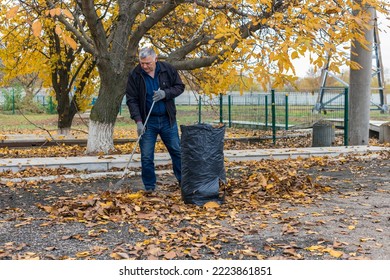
[139,115,181,190]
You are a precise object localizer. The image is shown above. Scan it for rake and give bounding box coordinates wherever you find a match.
[112,101,155,190]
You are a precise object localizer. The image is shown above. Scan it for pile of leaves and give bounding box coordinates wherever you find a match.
[2,156,342,260]
[1,153,389,260]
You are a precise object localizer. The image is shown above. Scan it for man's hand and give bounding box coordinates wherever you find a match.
[153,89,166,102]
[136,121,144,137]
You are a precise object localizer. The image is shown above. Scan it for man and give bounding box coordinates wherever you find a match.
[125,47,185,192]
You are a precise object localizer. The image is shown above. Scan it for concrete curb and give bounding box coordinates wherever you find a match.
[0,146,388,174]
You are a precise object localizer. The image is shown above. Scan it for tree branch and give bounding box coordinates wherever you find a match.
[44,0,96,55]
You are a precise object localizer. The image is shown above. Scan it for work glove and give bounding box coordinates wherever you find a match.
[136,121,144,137]
[153,89,166,102]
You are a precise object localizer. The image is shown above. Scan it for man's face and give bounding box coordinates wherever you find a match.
[140,55,157,74]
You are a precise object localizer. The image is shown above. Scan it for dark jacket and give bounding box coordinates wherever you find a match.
[125,61,185,126]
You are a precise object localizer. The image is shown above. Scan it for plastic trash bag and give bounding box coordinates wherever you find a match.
[180,124,226,206]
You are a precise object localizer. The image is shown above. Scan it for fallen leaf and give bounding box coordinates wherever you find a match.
[204,201,220,209]
[76,251,90,258]
[164,250,177,259]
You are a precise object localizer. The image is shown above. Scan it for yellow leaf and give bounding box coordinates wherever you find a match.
[63,34,78,50]
[49,9,56,17]
[214,33,225,40]
[266,183,274,190]
[99,201,113,208]
[55,25,63,35]
[204,201,220,209]
[322,186,332,192]
[127,193,142,200]
[32,21,42,37]
[111,252,130,259]
[49,8,61,17]
[348,225,355,230]
[6,6,20,19]
[291,51,299,59]
[305,245,324,251]
[5,181,14,187]
[62,9,74,19]
[324,248,343,258]
[76,251,90,258]
[360,237,375,242]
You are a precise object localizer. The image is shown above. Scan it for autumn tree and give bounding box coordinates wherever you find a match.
[0,19,49,113]
[6,0,389,153]
[0,1,98,134]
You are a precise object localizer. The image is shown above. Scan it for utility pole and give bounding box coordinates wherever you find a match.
[315,11,386,114]
[372,10,388,113]
[349,3,375,146]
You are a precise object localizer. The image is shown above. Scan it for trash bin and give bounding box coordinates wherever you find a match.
[379,121,390,144]
[180,124,226,206]
[312,120,335,147]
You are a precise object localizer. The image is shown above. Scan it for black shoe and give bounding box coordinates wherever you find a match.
[144,188,155,194]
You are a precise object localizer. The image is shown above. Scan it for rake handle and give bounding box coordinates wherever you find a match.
[122,100,156,173]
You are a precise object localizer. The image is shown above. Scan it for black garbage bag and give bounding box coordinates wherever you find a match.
[180,124,226,206]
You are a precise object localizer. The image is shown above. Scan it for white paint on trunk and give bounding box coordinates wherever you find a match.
[86,120,115,154]
[57,128,71,136]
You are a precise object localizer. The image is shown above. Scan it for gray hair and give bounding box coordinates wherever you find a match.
[139,47,156,59]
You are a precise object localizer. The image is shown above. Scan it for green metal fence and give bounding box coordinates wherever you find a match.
[170,88,350,145]
[0,88,56,114]
[0,87,356,146]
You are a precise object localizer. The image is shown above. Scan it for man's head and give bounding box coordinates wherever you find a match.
[139,47,157,75]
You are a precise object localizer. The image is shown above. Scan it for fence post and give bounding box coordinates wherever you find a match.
[49,96,54,114]
[271,90,276,145]
[219,94,223,123]
[265,95,268,129]
[344,87,349,146]
[12,88,15,114]
[198,95,202,124]
[228,95,232,128]
[285,94,289,130]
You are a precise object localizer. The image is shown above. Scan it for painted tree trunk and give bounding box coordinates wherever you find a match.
[86,72,127,154]
[348,6,374,146]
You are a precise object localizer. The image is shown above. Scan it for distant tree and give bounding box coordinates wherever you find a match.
[0,1,98,134]
[296,67,321,91]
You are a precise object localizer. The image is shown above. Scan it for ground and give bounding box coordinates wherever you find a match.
[0,151,389,260]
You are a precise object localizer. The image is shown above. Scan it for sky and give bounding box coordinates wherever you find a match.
[293,13,390,78]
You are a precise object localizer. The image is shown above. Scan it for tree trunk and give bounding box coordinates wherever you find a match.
[56,87,74,134]
[348,5,374,146]
[57,98,77,136]
[86,71,127,154]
